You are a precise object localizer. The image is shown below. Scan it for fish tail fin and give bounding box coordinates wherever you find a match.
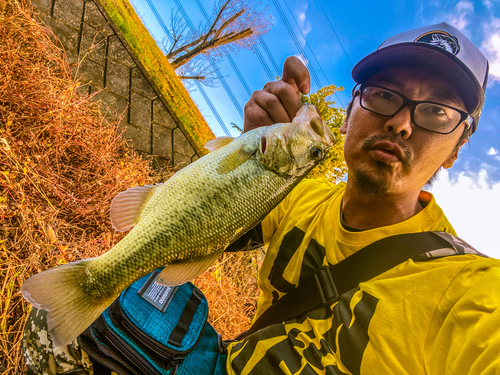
[21,261,118,347]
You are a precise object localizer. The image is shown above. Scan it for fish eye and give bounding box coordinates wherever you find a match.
[310,147,323,160]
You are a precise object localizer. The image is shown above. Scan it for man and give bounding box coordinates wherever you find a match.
[24,22,499,375]
[225,22,500,374]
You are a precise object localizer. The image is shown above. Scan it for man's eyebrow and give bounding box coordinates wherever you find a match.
[369,77,463,106]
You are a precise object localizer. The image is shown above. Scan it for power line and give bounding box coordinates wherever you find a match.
[175,0,244,121]
[226,54,252,96]
[194,0,251,98]
[194,0,277,86]
[146,0,172,43]
[253,44,275,80]
[271,0,323,90]
[195,0,277,93]
[195,81,228,133]
[172,0,233,135]
[281,0,344,107]
[258,35,281,77]
[317,0,354,68]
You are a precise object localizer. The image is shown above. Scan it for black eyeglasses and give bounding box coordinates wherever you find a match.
[358,84,472,135]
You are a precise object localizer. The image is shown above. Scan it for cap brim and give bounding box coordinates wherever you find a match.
[351,43,483,129]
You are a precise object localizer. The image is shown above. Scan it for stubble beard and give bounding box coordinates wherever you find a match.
[350,134,413,196]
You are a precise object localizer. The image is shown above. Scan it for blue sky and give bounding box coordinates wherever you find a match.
[131,0,500,255]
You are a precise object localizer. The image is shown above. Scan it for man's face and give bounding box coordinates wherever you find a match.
[340,66,467,196]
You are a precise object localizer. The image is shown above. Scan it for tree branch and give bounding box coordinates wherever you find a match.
[170,27,253,68]
[167,35,182,55]
[213,8,244,41]
[179,75,206,80]
[167,33,207,59]
[203,0,232,45]
[216,27,253,45]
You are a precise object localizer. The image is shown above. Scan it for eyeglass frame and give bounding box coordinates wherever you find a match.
[355,83,472,135]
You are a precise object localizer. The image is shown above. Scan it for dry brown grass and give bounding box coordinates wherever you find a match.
[194,251,263,339]
[0,0,155,372]
[0,0,259,373]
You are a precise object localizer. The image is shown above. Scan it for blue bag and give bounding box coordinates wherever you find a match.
[78,269,227,375]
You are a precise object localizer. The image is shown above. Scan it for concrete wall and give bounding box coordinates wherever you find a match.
[31,0,200,168]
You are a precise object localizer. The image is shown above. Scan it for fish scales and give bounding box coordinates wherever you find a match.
[90,140,289,293]
[21,103,335,346]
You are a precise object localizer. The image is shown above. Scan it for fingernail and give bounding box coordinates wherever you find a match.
[301,82,310,94]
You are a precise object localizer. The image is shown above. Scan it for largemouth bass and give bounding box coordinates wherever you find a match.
[21,103,335,346]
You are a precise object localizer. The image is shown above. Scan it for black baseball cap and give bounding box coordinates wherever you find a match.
[352,22,489,134]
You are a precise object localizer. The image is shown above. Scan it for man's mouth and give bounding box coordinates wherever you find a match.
[371,141,405,161]
[362,136,412,168]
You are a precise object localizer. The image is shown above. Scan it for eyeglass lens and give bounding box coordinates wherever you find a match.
[360,86,463,134]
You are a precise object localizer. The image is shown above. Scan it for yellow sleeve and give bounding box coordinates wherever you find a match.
[425,259,500,374]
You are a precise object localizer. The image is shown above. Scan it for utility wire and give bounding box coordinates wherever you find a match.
[172,0,233,135]
[317,0,354,67]
[226,55,252,96]
[194,0,251,97]
[195,81,228,132]
[253,45,275,80]
[175,0,244,121]
[145,0,173,43]
[282,0,344,107]
[258,35,281,77]
[194,0,278,85]
[271,0,323,90]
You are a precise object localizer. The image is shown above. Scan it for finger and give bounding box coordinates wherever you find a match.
[243,93,274,132]
[282,56,311,94]
[254,91,292,124]
[262,81,302,122]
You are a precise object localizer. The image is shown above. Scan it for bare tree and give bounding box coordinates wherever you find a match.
[162,0,271,83]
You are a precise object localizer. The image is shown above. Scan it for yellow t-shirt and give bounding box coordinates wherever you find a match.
[226,178,500,375]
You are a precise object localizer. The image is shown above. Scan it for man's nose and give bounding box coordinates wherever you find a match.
[383,106,413,139]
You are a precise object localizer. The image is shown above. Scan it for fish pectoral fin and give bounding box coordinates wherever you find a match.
[156,251,223,286]
[204,136,235,152]
[110,184,160,232]
[216,144,256,175]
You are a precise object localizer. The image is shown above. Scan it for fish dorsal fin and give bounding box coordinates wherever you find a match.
[204,136,234,152]
[155,251,223,286]
[110,184,160,231]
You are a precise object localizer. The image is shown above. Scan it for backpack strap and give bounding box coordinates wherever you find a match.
[243,231,481,337]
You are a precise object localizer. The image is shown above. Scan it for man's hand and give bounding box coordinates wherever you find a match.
[243,56,311,132]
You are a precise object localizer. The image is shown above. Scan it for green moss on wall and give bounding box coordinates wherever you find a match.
[97,0,214,155]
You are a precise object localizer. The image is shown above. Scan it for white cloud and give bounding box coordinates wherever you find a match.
[487,147,499,155]
[483,0,493,10]
[445,0,475,34]
[294,53,309,67]
[481,17,500,83]
[429,169,500,258]
[296,3,312,45]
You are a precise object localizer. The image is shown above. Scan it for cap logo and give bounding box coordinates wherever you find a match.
[415,31,461,55]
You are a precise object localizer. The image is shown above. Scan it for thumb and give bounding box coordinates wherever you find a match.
[282,56,311,94]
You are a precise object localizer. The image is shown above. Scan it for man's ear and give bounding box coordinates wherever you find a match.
[442,139,467,169]
[340,119,348,135]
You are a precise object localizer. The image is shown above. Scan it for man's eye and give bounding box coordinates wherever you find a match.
[375,91,395,100]
[426,105,447,116]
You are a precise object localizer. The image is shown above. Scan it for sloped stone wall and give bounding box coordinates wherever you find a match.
[31,0,200,168]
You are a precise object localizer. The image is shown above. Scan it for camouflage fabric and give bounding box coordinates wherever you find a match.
[22,307,95,375]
